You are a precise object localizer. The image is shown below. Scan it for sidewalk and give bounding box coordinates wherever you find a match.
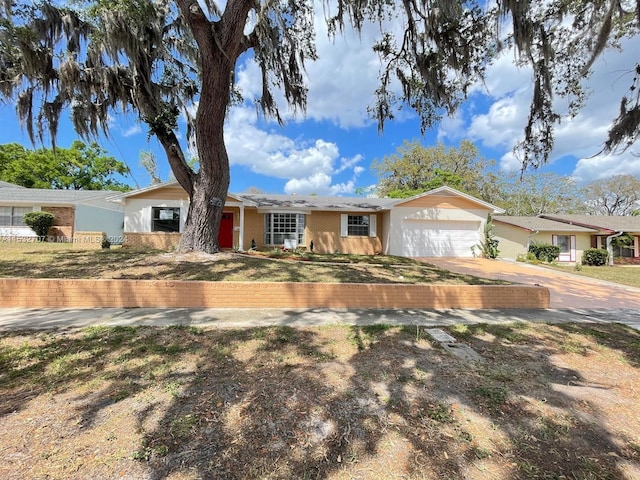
[0,307,638,331]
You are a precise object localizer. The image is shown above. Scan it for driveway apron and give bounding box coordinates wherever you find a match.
[425,258,640,309]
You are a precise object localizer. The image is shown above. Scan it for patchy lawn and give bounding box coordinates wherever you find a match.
[0,243,506,285]
[1,322,639,479]
[547,264,640,289]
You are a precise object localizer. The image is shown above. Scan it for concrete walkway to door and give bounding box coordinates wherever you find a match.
[425,258,640,309]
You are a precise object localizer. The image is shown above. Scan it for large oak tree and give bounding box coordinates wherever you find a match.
[1,0,638,252]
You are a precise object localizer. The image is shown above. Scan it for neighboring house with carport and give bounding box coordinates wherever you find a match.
[113,182,505,257]
[493,214,640,263]
[0,181,125,243]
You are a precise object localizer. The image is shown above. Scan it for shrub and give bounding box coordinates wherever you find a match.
[23,211,55,241]
[582,248,608,266]
[472,215,500,259]
[528,242,560,262]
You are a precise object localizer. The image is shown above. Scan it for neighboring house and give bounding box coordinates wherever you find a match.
[0,181,125,242]
[494,214,640,262]
[114,182,505,257]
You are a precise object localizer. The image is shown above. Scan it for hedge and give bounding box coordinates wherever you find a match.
[528,242,560,262]
[582,248,608,266]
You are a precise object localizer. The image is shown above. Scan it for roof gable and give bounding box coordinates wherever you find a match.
[113,181,245,203]
[391,186,505,213]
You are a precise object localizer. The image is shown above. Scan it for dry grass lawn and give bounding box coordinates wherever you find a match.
[0,243,506,285]
[1,322,639,479]
[549,264,640,289]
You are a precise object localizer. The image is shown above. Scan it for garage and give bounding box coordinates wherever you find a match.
[401,220,481,257]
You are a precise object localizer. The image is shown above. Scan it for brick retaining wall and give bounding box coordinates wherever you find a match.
[0,278,549,309]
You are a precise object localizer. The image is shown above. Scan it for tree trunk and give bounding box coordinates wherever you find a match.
[173,0,251,253]
[176,145,230,254]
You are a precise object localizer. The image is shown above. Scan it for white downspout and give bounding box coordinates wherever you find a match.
[606,231,624,266]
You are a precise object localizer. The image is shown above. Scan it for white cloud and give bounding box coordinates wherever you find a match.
[573,152,640,183]
[122,124,142,138]
[471,51,532,99]
[468,95,527,150]
[224,106,364,195]
[461,38,639,177]
[437,110,466,142]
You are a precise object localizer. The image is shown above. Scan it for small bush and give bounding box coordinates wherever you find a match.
[23,211,55,241]
[101,237,111,249]
[582,248,608,266]
[528,242,560,262]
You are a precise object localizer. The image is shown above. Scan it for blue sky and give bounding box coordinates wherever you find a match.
[1,13,638,196]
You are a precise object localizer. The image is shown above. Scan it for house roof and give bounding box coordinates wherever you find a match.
[0,185,123,209]
[494,216,598,232]
[236,193,395,211]
[539,214,640,233]
[0,181,24,189]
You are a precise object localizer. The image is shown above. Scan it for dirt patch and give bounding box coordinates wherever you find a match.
[1,322,639,479]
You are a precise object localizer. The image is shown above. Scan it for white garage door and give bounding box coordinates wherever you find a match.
[402,220,480,257]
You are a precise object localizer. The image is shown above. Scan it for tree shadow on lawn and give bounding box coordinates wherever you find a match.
[135,322,639,479]
[2,321,638,479]
[1,248,506,285]
[0,248,159,279]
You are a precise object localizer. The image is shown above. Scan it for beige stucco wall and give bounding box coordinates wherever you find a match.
[126,185,189,201]
[493,222,593,262]
[397,194,484,210]
[492,223,531,260]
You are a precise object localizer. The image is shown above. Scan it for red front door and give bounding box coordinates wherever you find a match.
[218,212,234,248]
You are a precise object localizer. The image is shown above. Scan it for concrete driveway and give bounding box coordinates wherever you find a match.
[425,258,640,309]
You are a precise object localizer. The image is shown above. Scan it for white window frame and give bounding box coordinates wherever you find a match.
[552,234,576,262]
[0,206,32,226]
[264,213,305,245]
[340,214,377,238]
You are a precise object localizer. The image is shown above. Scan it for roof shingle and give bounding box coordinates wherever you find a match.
[540,214,640,232]
[494,216,598,232]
